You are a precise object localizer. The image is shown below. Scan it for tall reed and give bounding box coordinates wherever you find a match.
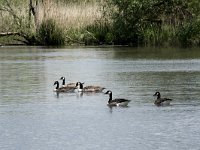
[0,0,103,45]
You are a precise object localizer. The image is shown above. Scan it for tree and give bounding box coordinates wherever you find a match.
[106,0,194,46]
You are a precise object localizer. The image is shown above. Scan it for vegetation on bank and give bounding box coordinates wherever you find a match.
[0,0,200,47]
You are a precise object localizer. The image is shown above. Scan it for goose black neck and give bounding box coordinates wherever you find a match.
[108,93,112,103]
[56,82,59,89]
[62,78,65,85]
[157,93,161,99]
[79,83,83,89]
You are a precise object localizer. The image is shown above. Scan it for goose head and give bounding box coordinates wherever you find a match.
[60,77,65,85]
[75,82,85,91]
[105,90,112,101]
[105,90,112,95]
[54,81,59,86]
[153,91,161,99]
[60,76,65,80]
[53,81,59,90]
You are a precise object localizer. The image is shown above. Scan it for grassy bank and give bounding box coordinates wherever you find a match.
[0,0,200,47]
[0,0,103,45]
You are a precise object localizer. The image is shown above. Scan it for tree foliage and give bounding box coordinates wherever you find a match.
[37,19,65,46]
[103,0,200,46]
[1,0,200,47]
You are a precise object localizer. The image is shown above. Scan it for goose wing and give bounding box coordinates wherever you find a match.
[154,98,172,106]
[84,86,105,92]
[161,98,172,102]
[112,98,131,103]
[57,87,75,92]
[109,98,131,106]
[62,83,76,88]
[66,83,76,88]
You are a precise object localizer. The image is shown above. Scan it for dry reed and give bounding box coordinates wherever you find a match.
[0,0,102,31]
[41,1,102,30]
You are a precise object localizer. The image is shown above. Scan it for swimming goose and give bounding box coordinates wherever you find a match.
[76,82,105,92]
[105,90,131,106]
[60,76,76,88]
[53,81,76,92]
[153,91,172,106]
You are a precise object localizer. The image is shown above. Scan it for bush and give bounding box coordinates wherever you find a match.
[177,20,200,47]
[37,19,65,46]
[109,0,148,46]
[105,0,196,47]
[85,20,113,45]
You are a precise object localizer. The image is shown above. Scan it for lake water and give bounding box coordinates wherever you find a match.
[0,46,200,150]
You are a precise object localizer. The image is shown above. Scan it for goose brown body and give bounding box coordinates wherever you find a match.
[54,81,76,92]
[105,90,131,106]
[153,92,172,106]
[76,82,105,92]
[60,77,76,88]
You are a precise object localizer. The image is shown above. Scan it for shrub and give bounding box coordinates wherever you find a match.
[37,19,65,46]
[85,20,113,45]
[108,0,148,46]
[177,20,200,47]
[105,0,195,47]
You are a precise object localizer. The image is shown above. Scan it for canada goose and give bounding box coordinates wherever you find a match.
[105,90,131,106]
[60,76,76,88]
[53,81,76,92]
[76,82,105,92]
[153,91,172,106]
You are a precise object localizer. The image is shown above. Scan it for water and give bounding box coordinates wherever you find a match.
[0,46,200,150]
